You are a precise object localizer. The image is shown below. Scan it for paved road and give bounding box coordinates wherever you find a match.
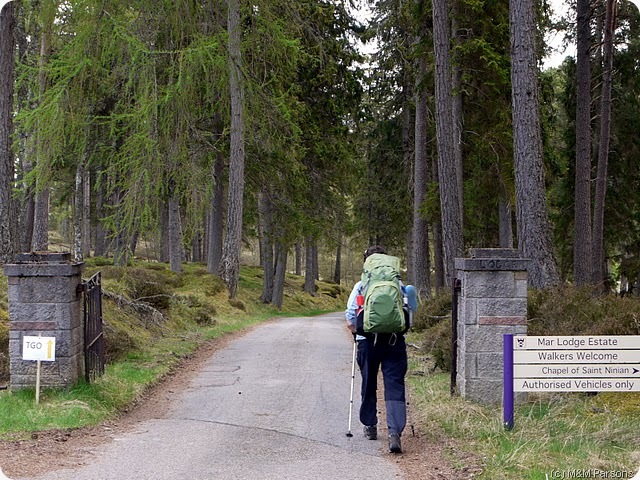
[24,313,403,480]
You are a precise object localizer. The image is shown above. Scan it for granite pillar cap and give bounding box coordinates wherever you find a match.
[3,252,84,277]
[14,252,72,263]
[469,248,520,259]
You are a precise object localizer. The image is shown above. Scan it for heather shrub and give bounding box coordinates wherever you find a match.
[528,286,640,336]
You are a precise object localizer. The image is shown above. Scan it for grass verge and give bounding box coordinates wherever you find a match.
[406,349,640,479]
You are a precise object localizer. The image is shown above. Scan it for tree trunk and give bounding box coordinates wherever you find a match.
[413,54,432,299]
[73,163,84,261]
[94,177,106,257]
[333,238,342,285]
[207,146,225,273]
[218,0,245,298]
[168,190,184,273]
[0,1,15,263]
[406,229,414,285]
[295,242,302,276]
[32,188,50,251]
[509,0,559,288]
[272,242,288,308]
[313,243,319,280]
[432,0,463,286]
[15,9,33,254]
[112,189,128,266]
[592,0,617,288]
[32,0,55,252]
[129,231,139,258]
[159,200,169,262]
[591,1,605,164]
[113,235,128,266]
[432,156,445,291]
[203,211,209,261]
[574,0,593,286]
[20,185,34,253]
[433,221,445,290]
[402,75,415,284]
[73,145,91,262]
[192,230,202,262]
[82,166,90,258]
[259,190,274,304]
[451,0,464,227]
[498,198,514,249]
[304,238,316,295]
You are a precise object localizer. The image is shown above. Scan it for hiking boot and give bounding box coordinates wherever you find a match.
[388,433,402,453]
[363,425,377,440]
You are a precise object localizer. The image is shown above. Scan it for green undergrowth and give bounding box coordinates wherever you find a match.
[0,260,346,438]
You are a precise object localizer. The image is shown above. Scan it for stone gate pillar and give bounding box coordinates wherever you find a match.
[455,248,529,404]
[3,252,85,389]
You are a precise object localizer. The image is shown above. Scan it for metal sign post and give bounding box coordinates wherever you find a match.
[503,334,514,430]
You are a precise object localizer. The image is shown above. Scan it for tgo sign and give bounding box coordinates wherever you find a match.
[22,336,56,362]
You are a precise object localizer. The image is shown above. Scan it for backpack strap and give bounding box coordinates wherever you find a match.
[360,275,370,296]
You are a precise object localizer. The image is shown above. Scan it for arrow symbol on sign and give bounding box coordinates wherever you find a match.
[634,368,639,375]
[47,340,53,359]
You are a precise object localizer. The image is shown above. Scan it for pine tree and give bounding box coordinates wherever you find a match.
[574,0,593,285]
[510,0,559,288]
[592,0,618,287]
[432,0,463,285]
[218,0,246,297]
[0,2,15,263]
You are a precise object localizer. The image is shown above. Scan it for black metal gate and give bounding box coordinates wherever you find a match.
[451,277,462,395]
[83,272,105,383]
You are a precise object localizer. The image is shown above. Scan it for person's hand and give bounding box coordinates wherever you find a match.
[347,322,355,333]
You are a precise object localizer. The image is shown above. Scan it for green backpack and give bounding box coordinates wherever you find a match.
[359,253,406,334]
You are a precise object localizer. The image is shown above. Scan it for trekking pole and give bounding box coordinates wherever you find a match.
[347,293,365,438]
[404,285,418,436]
[346,339,357,438]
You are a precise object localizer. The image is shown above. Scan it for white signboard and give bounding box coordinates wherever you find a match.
[512,335,640,392]
[22,336,56,362]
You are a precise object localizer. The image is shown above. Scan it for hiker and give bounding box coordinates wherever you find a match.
[345,245,411,454]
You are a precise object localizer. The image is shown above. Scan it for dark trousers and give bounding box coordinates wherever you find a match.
[356,333,407,435]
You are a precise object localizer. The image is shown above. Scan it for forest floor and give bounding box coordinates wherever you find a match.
[0,331,479,480]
